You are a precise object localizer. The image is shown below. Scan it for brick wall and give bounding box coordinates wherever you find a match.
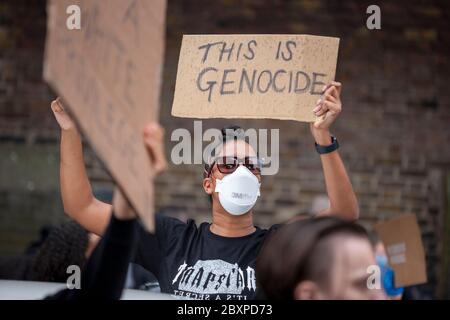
[0,0,449,298]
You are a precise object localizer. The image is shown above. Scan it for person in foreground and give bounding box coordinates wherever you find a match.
[51,81,360,299]
[257,217,386,300]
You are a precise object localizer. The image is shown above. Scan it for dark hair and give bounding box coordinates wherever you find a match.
[27,220,89,282]
[221,125,245,141]
[256,217,371,299]
[203,125,246,179]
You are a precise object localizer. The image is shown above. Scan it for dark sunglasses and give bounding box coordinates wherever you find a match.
[205,156,262,177]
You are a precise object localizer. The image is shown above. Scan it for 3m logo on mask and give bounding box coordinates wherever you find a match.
[172,259,257,295]
[231,192,252,200]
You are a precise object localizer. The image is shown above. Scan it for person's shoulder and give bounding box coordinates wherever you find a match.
[255,224,282,234]
[155,212,185,225]
[134,211,201,237]
[195,221,214,236]
[155,212,201,233]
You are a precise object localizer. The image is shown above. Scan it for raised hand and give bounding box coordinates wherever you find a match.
[310,81,342,145]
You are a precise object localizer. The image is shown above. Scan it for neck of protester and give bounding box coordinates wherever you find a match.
[210,205,256,237]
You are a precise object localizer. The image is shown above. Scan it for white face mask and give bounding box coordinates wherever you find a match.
[214,165,261,216]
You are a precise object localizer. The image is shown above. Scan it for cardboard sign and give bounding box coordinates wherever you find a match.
[43,0,167,231]
[171,34,340,122]
[374,214,427,287]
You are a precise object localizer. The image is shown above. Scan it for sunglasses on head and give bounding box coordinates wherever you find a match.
[205,156,262,177]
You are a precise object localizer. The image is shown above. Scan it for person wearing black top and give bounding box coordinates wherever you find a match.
[51,81,359,300]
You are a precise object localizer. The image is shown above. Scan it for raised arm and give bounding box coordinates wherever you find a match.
[51,98,168,235]
[52,98,111,235]
[309,82,359,221]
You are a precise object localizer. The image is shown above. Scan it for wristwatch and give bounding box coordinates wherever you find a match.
[315,135,339,154]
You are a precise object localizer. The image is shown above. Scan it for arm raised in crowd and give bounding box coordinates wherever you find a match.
[309,82,359,221]
[51,98,167,235]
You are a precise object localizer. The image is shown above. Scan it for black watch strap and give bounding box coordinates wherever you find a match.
[315,136,339,154]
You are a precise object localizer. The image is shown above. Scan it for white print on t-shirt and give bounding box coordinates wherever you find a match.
[171,259,256,295]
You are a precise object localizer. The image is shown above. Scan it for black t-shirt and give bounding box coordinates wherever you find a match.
[133,214,278,300]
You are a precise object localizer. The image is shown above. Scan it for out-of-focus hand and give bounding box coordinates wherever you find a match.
[143,122,168,176]
[50,97,76,132]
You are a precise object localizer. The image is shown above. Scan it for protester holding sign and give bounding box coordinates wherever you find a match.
[51,78,358,300]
